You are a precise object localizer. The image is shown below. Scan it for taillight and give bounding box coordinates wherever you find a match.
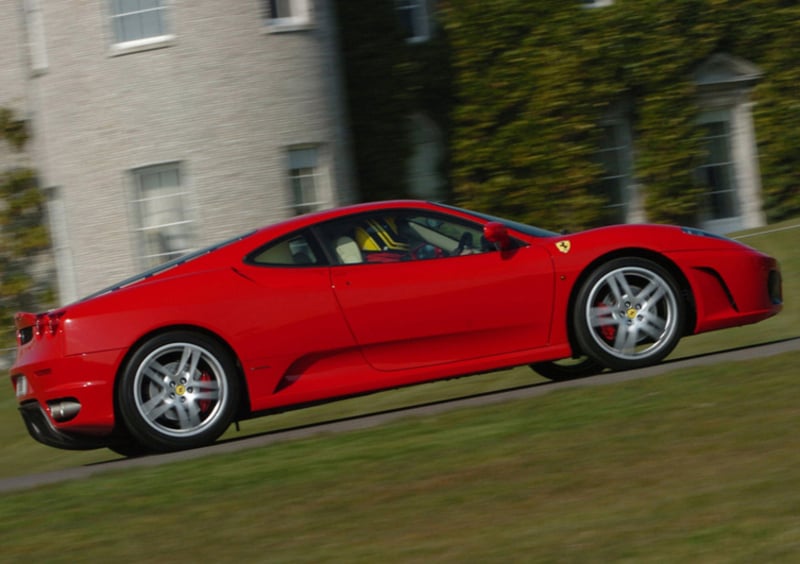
[45,310,64,336]
[34,310,66,338]
[34,316,47,336]
[51,312,64,333]
[15,310,66,345]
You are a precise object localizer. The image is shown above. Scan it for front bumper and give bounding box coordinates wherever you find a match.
[669,249,782,334]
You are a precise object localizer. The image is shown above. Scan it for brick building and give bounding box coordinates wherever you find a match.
[1,0,355,303]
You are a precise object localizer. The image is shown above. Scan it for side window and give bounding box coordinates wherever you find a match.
[247,233,320,266]
[320,211,491,265]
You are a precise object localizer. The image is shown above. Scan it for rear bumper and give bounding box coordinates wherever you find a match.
[18,401,113,450]
[10,348,124,448]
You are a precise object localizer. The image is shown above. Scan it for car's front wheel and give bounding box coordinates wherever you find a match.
[117,331,240,452]
[574,257,685,371]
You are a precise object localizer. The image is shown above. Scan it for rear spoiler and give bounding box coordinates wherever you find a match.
[14,312,36,331]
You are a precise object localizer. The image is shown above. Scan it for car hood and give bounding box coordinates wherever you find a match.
[562,223,756,254]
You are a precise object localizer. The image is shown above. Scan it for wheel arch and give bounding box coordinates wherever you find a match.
[564,248,697,355]
[112,324,251,428]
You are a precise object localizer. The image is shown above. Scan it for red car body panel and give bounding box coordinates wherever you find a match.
[329,246,555,371]
[8,200,782,450]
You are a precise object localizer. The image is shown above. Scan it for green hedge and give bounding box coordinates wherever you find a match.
[442,0,800,229]
[336,1,799,229]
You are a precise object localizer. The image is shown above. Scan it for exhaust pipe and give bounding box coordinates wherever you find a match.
[48,399,81,422]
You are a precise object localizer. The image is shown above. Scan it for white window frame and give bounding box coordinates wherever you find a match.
[286,146,327,216]
[264,0,313,33]
[582,0,614,8]
[692,54,766,234]
[44,187,78,305]
[108,0,174,56]
[395,0,432,43]
[130,162,194,268]
[24,0,48,75]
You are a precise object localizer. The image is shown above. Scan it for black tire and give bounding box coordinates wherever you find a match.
[117,331,240,453]
[530,356,604,381]
[107,440,151,458]
[573,257,685,371]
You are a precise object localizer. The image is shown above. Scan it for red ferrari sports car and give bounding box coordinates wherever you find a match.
[10,200,782,454]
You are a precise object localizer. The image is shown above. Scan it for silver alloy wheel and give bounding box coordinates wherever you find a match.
[132,342,228,438]
[584,265,679,361]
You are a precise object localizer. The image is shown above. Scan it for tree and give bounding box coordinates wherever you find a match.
[1,108,52,352]
[441,0,800,229]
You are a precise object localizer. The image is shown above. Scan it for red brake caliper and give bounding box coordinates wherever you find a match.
[198,372,212,414]
[599,297,617,342]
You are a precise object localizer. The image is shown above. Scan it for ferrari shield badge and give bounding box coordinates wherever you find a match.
[556,240,571,254]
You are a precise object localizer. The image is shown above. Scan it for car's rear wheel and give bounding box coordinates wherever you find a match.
[118,331,239,452]
[574,257,684,371]
[530,356,603,381]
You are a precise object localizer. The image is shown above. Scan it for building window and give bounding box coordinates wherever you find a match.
[595,120,631,224]
[395,0,431,43]
[407,114,445,200]
[692,54,764,234]
[288,147,325,216]
[697,117,739,221]
[131,163,193,268]
[265,0,312,30]
[110,0,170,47]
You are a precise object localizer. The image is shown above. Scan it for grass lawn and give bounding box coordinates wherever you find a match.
[0,351,799,562]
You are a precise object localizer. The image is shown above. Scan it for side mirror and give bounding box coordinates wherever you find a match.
[483,222,512,251]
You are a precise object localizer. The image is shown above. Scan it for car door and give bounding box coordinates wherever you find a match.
[233,231,362,402]
[322,211,555,372]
